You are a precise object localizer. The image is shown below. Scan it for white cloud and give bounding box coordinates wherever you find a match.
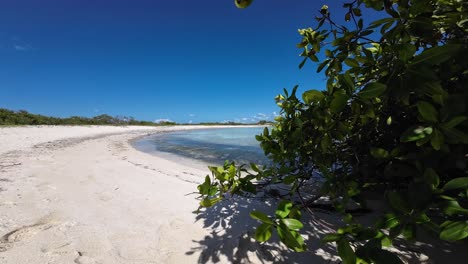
[273,111,278,116]
[154,118,173,123]
[188,113,196,117]
[14,44,30,51]
[188,120,193,124]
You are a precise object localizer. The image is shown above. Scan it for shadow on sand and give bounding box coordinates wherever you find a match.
[186,196,341,264]
[186,194,467,264]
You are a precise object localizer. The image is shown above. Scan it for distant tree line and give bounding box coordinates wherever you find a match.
[0,108,162,126]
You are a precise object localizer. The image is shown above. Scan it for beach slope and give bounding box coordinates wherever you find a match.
[0,126,223,263]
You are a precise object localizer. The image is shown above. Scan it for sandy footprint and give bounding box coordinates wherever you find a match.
[0,213,59,252]
[74,251,101,264]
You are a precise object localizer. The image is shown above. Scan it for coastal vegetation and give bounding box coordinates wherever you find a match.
[0,108,269,126]
[197,0,467,263]
[0,108,159,126]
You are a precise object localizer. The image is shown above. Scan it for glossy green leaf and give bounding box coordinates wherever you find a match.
[302,90,325,104]
[200,197,222,208]
[276,225,305,252]
[440,221,468,241]
[359,82,387,99]
[281,218,303,230]
[234,0,253,9]
[443,177,468,191]
[400,126,429,142]
[337,238,356,264]
[377,213,400,229]
[381,236,392,247]
[254,223,272,242]
[250,211,274,224]
[276,200,293,218]
[441,200,468,216]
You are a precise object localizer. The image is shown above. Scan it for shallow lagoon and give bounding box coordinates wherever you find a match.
[133,127,270,165]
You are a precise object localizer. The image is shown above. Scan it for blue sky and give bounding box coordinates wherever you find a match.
[0,0,381,123]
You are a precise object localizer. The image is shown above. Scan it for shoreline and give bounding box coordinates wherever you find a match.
[0,125,280,263]
[1,125,462,263]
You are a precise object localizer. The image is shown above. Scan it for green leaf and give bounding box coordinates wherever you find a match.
[234,0,253,9]
[250,211,274,224]
[299,57,307,69]
[370,17,395,27]
[337,238,356,264]
[353,8,362,16]
[359,82,387,99]
[377,213,400,229]
[370,147,389,159]
[441,200,468,216]
[254,223,272,242]
[417,101,438,123]
[317,59,330,73]
[228,165,236,179]
[386,116,392,125]
[281,218,303,230]
[344,58,359,67]
[339,73,355,92]
[400,126,432,142]
[276,225,305,252]
[430,128,444,150]
[386,191,410,213]
[197,175,212,195]
[439,221,468,241]
[302,90,325,104]
[442,116,467,129]
[322,233,342,242]
[398,43,416,62]
[250,163,260,172]
[200,197,222,208]
[381,236,392,247]
[330,91,349,113]
[443,177,468,191]
[276,200,293,218]
[410,44,461,65]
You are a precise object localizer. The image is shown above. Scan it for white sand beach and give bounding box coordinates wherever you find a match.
[0,126,464,264]
[0,125,231,263]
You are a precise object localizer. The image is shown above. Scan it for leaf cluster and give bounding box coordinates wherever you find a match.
[198,0,467,262]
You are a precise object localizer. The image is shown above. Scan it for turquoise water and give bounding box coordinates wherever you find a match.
[133,127,270,165]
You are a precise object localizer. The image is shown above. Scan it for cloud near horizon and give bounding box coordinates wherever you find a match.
[154,118,173,123]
